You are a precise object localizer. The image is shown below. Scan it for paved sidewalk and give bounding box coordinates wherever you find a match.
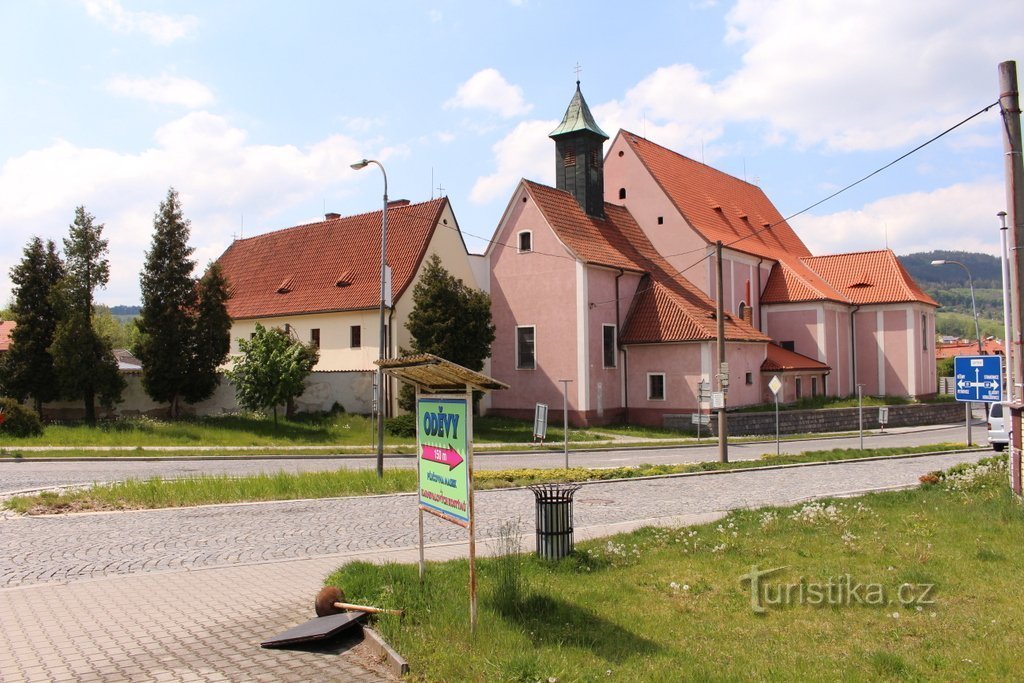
[0,451,984,682]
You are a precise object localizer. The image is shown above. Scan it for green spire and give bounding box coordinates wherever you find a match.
[549,82,608,140]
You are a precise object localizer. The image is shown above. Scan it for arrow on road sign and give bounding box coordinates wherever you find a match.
[421,445,464,471]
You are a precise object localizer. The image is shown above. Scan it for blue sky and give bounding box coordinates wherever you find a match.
[1,0,1022,305]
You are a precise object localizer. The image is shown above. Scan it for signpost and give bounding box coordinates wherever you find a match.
[768,375,782,457]
[954,356,1003,447]
[378,354,508,638]
[696,380,710,440]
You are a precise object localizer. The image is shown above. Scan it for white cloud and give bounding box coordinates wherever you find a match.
[82,0,198,44]
[793,179,1006,257]
[445,69,533,118]
[470,120,555,204]
[106,73,214,108]
[0,113,369,305]
[719,0,1021,151]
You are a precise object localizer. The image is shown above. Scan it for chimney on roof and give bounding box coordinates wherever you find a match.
[387,199,411,208]
[325,212,341,220]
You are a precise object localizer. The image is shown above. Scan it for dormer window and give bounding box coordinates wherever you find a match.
[335,270,353,287]
[518,231,533,253]
[276,277,293,294]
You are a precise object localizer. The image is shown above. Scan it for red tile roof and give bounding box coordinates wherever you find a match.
[802,250,938,306]
[761,342,830,372]
[0,320,14,352]
[524,181,769,344]
[622,132,812,261]
[761,261,844,305]
[936,338,1002,359]
[216,198,449,319]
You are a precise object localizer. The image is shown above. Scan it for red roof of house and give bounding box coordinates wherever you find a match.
[524,181,769,344]
[0,320,14,352]
[761,342,830,372]
[936,338,1003,359]
[216,198,449,319]
[801,250,938,306]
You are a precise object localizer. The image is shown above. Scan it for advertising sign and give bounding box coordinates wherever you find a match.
[953,355,1003,403]
[417,395,471,526]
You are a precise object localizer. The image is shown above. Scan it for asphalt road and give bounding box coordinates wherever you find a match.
[0,420,989,497]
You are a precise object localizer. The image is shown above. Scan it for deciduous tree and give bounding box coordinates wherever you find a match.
[226,323,318,425]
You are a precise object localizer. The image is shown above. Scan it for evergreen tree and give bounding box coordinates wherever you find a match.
[49,206,124,424]
[226,323,318,425]
[400,254,495,410]
[183,262,232,404]
[136,188,199,417]
[0,237,64,414]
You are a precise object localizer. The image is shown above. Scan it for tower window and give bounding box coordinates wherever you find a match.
[518,231,532,253]
[590,149,600,168]
[618,188,626,200]
[563,149,576,166]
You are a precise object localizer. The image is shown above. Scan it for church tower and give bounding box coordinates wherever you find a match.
[550,82,609,219]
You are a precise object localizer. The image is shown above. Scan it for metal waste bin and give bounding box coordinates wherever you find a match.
[528,483,582,560]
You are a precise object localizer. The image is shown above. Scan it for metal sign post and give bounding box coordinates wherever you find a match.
[558,379,572,469]
[768,375,782,457]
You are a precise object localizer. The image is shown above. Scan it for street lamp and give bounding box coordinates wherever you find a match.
[351,158,388,479]
[998,211,1014,402]
[931,259,983,355]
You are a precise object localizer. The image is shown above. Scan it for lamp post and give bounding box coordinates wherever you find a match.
[931,259,983,355]
[351,158,388,478]
[999,211,1014,402]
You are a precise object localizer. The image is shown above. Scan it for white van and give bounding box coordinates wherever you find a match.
[988,402,1008,452]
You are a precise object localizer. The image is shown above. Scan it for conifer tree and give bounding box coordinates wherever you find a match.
[136,188,199,417]
[183,262,232,404]
[0,237,64,414]
[400,254,495,410]
[49,206,124,424]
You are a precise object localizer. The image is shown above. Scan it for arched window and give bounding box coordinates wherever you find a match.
[737,301,747,320]
[618,188,626,200]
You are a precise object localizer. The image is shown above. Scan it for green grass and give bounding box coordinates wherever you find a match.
[3,443,972,514]
[327,456,1021,681]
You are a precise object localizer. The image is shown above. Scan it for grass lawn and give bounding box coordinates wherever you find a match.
[3,443,971,514]
[327,456,1021,681]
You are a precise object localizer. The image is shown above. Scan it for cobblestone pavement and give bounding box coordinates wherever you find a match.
[0,450,984,681]
[0,421,977,496]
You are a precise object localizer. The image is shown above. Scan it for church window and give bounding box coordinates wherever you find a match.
[518,231,532,253]
[618,188,626,200]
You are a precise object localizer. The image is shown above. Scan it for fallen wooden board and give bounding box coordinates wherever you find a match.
[260,611,367,648]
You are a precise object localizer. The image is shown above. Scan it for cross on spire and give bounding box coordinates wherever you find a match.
[574,62,582,84]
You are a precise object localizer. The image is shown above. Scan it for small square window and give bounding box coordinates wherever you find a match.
[657,216,664,225]
[745,372,753,385]
[350,325,361,348]
[518,231,532,253]
[648,373,666,401]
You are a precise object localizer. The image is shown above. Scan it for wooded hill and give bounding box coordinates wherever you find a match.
[898,250,1004,338]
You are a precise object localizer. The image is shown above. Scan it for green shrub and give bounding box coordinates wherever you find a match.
[385,413,417,438]
[0,398,44,437]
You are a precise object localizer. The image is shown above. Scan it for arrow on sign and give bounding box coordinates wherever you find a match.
[421,446,464,471]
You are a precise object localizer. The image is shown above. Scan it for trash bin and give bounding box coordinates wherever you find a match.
[528,483,582,560]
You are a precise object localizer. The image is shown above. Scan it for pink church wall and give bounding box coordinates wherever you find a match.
[488,188,581,415]
[717,342,768,407]
[624,343,704,426]
[853,310,880,395]
[604,134,710,292]
[883,309,910,395]
[764,308,818,359]
[584,267,641,422]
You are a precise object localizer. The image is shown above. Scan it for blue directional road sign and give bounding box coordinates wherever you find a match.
[953,355,1003,403]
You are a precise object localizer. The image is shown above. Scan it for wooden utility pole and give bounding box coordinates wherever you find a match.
[1000,61,1024,404]
[716,241,728,463]
[999,61,1024,495]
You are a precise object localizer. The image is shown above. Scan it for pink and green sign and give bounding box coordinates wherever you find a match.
[417,396,470,525]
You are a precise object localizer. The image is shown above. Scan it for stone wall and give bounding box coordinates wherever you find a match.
[41,370,375,420]
[664,402,966,436]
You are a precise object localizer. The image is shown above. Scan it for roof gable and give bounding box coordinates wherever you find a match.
[620,132,812,260]
[217,198,449,319]
[522,181,768,345]
[761,342,831,372]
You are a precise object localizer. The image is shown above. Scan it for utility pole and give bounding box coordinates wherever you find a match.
[999,60,1024,494]
[999,61,1024,402]
[716,240,728,463]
